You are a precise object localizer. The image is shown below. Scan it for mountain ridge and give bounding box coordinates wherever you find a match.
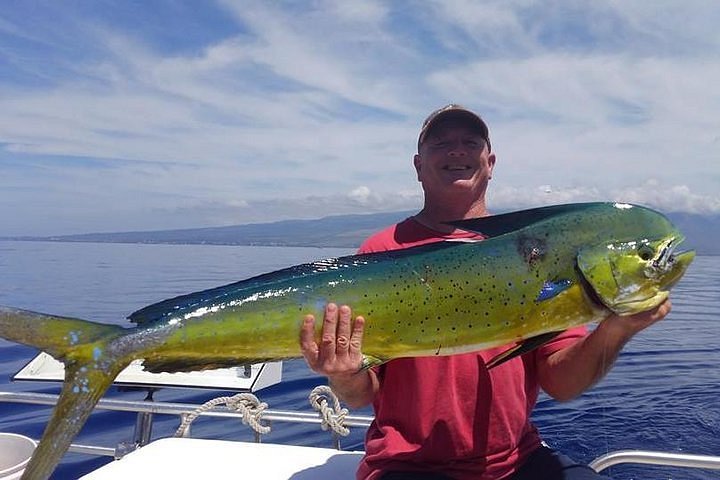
[4,209,718,255]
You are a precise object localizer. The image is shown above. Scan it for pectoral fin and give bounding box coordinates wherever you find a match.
[486,331,564,369]
[535,279,573,302]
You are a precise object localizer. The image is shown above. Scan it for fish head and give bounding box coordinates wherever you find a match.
[577,234,695,315]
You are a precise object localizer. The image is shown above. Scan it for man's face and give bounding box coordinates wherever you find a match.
[414,119,496,199]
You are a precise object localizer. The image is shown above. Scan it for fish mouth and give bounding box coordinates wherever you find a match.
[655,235,682,269]
[650,235,695,281]
[614,236,695,314]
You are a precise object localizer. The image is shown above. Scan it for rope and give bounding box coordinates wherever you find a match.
[174,393,271,438]
[309,385,350,437]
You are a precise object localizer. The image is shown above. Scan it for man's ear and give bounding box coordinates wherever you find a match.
[487,152,496,179]
[413,154,422,181]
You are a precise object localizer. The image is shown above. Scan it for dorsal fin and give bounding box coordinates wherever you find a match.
[446,202,607,237]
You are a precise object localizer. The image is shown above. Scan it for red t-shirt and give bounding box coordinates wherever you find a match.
[355,217,587,480]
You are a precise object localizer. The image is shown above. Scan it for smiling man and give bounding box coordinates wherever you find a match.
[300,104,671,480]
[412,104,495,233]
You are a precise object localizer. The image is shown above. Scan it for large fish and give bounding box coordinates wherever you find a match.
[0,202,694,479]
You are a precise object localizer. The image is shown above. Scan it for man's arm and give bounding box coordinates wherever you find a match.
[538,300,672,402]
[300,303,379,409]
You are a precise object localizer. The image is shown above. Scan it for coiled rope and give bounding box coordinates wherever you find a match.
[309,385,350,437]
[174,392,270,438]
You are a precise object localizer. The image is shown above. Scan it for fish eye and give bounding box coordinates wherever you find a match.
[637,244,655,261]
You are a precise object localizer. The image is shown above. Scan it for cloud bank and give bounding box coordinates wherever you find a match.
[0,1,718,235]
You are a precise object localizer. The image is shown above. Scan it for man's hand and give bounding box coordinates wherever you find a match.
[299,303,377,408]
[300,303,366,376]
[599,299,672,341]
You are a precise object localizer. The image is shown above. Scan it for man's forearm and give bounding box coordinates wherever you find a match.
[538,302,670,401]
[538,321,633,401]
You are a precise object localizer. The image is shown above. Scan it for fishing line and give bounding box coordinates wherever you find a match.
[598,323,612,461]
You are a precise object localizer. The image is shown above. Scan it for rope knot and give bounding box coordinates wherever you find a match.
[309,385,350,437]
[175,392,270,438]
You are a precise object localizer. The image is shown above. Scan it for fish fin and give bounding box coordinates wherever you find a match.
[0,306,130,480]
[23,359,129,480]
[446,203,606,237]
[0,305,124,360]
[535,279,573,302]
[486,331,564,369]
[128,242,464,326]
[360,354,385,370]
[126,258,357,325]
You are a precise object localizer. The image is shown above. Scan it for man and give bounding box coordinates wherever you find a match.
[300,104,670,480]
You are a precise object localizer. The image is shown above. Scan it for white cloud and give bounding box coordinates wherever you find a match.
[488,180,720,215]
[348,186,372,204]
[0,0,718,236]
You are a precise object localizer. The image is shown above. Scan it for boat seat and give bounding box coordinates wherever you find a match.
[80,438,364,479]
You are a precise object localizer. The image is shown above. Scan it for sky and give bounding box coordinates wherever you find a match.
[1,1,719,236]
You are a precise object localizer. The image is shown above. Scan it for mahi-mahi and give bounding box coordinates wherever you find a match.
[0,202,695,479]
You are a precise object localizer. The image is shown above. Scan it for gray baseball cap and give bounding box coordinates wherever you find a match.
[417,104,490,151]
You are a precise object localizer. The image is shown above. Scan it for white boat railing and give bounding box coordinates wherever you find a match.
[1,390,719,474]
[0,390,372,457]
[589,449,720,473]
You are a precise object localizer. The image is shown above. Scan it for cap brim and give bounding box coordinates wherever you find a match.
[418,107,489,149]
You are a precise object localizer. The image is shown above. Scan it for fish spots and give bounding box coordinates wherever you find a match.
[71,369,91,394]
[93,347,103,361]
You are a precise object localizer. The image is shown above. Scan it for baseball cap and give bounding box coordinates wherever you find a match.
[417,104,490,151]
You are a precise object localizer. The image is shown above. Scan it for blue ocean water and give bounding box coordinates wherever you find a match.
[0,241,718,479]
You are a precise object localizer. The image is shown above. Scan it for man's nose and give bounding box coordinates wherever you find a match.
[448,142,467,156]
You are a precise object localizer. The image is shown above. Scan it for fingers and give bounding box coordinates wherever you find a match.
[609,298,673,337]
[320,303,339,361]
[336,305,352,352]
[299,314,319,365]
[647,298,672,324]
[658,298,672,317]
[637,299,671,322]
[349,315,365,356]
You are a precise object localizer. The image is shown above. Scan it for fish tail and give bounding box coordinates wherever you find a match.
[22,359,128,480]
[0,306,130,480]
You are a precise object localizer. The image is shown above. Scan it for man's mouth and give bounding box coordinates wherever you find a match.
[443,165,472,171]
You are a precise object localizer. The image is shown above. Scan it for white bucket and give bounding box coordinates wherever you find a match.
[0,433,36,480]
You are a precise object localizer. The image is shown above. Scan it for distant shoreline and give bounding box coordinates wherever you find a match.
[2,209,718,255]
